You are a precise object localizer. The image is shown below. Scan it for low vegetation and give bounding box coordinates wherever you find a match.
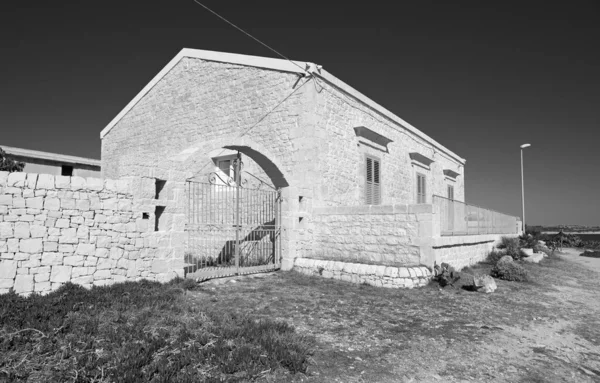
[0,146,25,172]
[0,279,313,382]
[490,260,529,282]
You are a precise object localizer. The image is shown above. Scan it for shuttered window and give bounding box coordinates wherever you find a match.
[447,185,454,200]
[417,173,426,203]
[366,157,381,205]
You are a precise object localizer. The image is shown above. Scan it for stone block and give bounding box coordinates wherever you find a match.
[19,238,43,253]
[0,260,18,279]
[61,198,76,210]
[14,274,34,294]
[70,176,86,191]
[36,174,55,189]
[151,260,168,273]
[72,275,94,285]
[76,243,95,256]
[0,279,14,289]
[76,199,90,211]
[116,179,130,194]
[50,265,72,283]
[34,281,51,293]
[55,219,70,228]
[44,198,61,211]
[102,199,118,210]
[8,172,26,187]
[41,252,62,266]
[86,177,104,191]
[55,176,71,189]
[58,244,75,253]
[94,269,111,280]
[22,256,41,268]
[43,242,58,254]
[25,173,38,189]
[34,272,50,283]
[64,256,85,266]
[59,228,78,244]
[25,197,44,209]
[84,256,98,266]
[95,248,109,258]
[110,247,124,259]
[0,195,13,205]
[0,222,13,238]
[7,239,18,252]
[14,252,30,260]
[0,240,6,253]
[30,225,47,238]
[76,226,89,239]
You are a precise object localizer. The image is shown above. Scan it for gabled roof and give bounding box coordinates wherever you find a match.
[2,145,101,167]
[100,48,466,165]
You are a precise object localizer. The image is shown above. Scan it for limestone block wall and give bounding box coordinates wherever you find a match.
[297,204,437,268]
[0,171,185,296]
[432,233,520,270]
[294,258,432,289]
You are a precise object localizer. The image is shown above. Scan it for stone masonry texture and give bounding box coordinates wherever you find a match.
[0,171,185,296]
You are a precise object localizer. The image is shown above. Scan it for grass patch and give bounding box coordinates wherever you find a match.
[0,279,313,382]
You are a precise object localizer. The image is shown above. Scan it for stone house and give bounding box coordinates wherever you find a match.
[100,49,518,283]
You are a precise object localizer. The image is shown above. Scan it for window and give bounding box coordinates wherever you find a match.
[213,155,240,184]
[416,173,426,203]
[447,185,454,201]
[61,165,73,176]
[366,156,381,205]
[217,159,231,178]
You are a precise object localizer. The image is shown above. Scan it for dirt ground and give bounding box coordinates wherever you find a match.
[185,249,600,382]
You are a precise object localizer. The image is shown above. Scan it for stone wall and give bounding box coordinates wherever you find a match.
[294,258,432,289]
[298,204,437,268]
[0,171,185,295]
[432,234,519,270]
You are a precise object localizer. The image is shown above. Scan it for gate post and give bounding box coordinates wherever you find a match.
[234,152,241,274]
[279,186,299,271]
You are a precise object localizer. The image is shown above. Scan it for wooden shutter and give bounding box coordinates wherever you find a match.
[366,157,381,205]
[447,185,454,200]
[417,173,426,203]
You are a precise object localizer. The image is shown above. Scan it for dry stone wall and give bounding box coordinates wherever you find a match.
[0,171,185,296]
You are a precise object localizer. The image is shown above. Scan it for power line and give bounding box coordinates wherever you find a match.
[187,76,313,180]
[192,0,307,74]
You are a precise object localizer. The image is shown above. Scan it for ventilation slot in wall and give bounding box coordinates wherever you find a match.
[154,206,165,231]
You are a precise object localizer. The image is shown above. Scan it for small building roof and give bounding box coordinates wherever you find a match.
[100,48,466,165]
[1,145,101,167]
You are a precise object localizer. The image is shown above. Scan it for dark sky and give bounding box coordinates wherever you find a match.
[1,1,599,226]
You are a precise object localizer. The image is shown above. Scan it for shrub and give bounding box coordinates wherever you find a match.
[519,233,539,250]
[0,147,25,172]
[491,261,529,282]
[487,249,506,264]
[498,236,521,260]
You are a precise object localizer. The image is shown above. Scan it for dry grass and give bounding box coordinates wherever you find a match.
[3,251,600,382]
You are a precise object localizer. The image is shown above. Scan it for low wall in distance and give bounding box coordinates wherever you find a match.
[293,258,432,289]
[432,234,520,270]
[0,171,186,296]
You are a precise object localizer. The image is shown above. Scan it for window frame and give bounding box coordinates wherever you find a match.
[416,172,427,204]
[365,154,382,205]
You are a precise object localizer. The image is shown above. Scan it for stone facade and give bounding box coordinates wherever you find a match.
[0,171,185,295]
[100,50,470,271]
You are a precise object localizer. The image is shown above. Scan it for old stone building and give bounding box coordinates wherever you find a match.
[99,49,517,284]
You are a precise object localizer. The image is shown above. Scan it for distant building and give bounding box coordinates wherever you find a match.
[1,145,101,178]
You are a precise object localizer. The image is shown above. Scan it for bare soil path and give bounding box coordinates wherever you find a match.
[186,250,600,382]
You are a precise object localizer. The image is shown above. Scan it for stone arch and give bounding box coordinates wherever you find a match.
[173,136,291,189]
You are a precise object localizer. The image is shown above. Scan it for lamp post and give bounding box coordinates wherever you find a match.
[520,143,531,234]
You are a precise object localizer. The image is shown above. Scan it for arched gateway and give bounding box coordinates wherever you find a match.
[184,145,289,280]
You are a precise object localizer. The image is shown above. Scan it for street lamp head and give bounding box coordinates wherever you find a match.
[520,143,531,149]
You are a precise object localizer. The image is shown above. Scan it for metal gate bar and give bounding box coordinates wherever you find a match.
[184,154,281,280]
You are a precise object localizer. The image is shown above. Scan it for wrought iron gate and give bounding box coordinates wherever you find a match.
[184,153,282,280]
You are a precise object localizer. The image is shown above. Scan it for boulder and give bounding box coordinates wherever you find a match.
[498,255,514,265]
[521,248,534,257]
[473,274,497,293]
[523,253,544,264]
